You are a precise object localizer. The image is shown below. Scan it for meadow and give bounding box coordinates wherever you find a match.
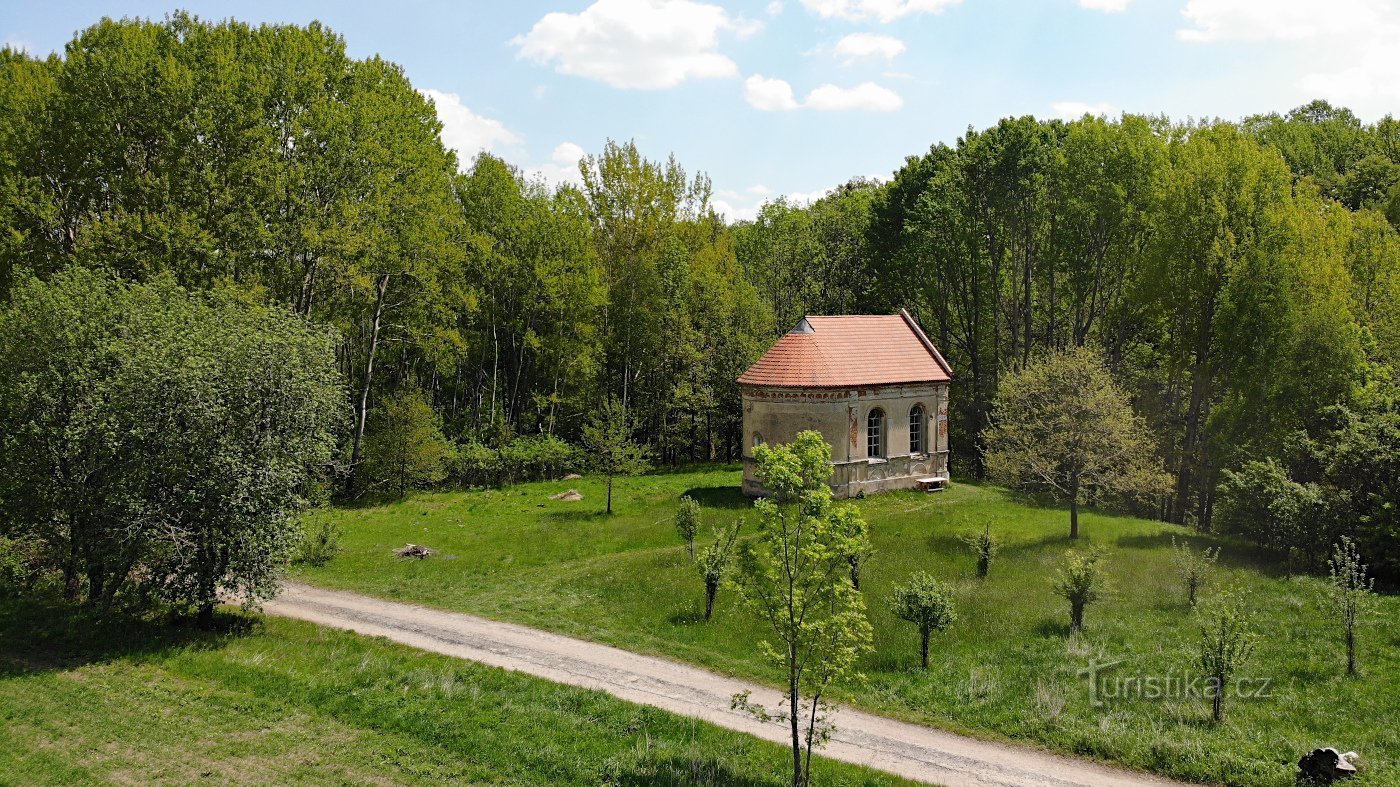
[299,466,1400,786]
[0,599,908,786]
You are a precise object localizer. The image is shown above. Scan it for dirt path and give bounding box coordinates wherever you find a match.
[265,583,1189,787]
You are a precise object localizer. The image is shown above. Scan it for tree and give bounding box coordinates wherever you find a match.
[1051,549,1107,633]
[889,572,957,669]
[1326,536,1376,676]
[362,390,455,496]
[675,495,701,559]
[697,520,741,621]
[960,525,999,578]
[1215,459,1326,567]
[581,396,650,514]
[984,345,1170,538]
[732,431,873,787]
[1170,535,1220,608]
[0,272,342,622]
[1196,587,1257,723]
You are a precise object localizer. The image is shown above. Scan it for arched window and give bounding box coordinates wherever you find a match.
[909,404,925,454]
[866,408,885,459]
[753,432,764,449]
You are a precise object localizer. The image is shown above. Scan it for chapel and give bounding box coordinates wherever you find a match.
[738,309,952,498]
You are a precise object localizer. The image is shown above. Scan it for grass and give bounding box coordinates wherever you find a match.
[0,599,910,786]
[302,466,1400,786]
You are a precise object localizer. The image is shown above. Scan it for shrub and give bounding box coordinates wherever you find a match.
[1052,549,1107,633]
[961,525,999,578]
[291,515,342,568]
[451,434,580,487]
[501,434,581,483]
[697,521,742,621]
[1196,587,1257,723]
[1171,535,1220,608]
[0,536,45,598]
[889,572,957,669]
[676,496,701,560]
[1326,536,1377,675]
[362,390,455,496]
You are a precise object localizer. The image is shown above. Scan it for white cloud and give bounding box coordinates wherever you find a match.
[1177,0,1383,42]
[527,141,588,186]
[1050,100,1119,119]
[833,33,906,63]
[512,0,753,90]
[2,36,36,54]
[1178,0,1400,117]
[767,0,785,14]
[746,75,903,112]
[421,89,521,166]
[745,74,801,111]
[799,0,961,23]
[1079,0,1129,12]
[712,199,760,222]
[805,82,903,111]
[746,183,772,195]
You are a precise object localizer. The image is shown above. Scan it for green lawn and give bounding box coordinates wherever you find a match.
[301,467,1400,786]
[0,600,908,786]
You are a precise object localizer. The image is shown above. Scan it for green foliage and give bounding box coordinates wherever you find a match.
[984,345,1171,538]
[581,396,650,514]
[676,495,702,560]
[362,390,455,496]
[960,525,999,578]
[889,572,957,669]
[1051,549,1107,633]
[734,432,873,787]
[450,434,580,487]
[697,520,742,621]
[0,271,343,619]
[1196,587,1258,723]
[1326,536,1376,676]
[0,536,45,598]
[1170,536,1220,608]
[1215,459,1328,565]
[291,514,342,568]
[1315,382,1400,582]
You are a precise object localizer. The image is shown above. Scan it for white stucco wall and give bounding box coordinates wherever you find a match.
[740,382,950,498]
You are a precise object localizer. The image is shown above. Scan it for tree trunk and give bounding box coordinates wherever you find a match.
[705,581,716,621]
[197,600,216,629]
[1346,623,1356,675]
[606,475,614,514]
[688,539,695,561]
[920,627,930,669]
[349,273,390,492]
[1211,678,1224,722]
[1070,601,1084,633]
[1069,496,1080,540]
[789,660,803,787]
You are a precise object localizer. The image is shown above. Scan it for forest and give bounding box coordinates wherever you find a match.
[2,15,1397,578]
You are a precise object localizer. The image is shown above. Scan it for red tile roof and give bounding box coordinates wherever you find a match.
[738,309,953,388]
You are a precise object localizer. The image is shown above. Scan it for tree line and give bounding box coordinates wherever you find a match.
[2,16,1397,576]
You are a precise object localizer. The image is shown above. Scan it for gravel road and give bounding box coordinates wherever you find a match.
[265,583,1191,787]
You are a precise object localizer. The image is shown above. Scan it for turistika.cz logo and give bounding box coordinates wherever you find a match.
[1078,658,1273,708]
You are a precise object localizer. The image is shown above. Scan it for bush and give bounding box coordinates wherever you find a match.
[890,571,957,669]
[291,515,341,568]
[1052,549,1108,633]
[0,536,46,598]
[452,434,580,487]
[499,434,580,484]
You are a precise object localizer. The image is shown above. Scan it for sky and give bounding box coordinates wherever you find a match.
[4,0,1400,221]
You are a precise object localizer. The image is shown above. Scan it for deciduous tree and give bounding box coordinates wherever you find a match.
[984,345,1170,538]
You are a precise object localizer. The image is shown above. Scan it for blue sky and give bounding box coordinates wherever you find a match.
[5,1,1399,220]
